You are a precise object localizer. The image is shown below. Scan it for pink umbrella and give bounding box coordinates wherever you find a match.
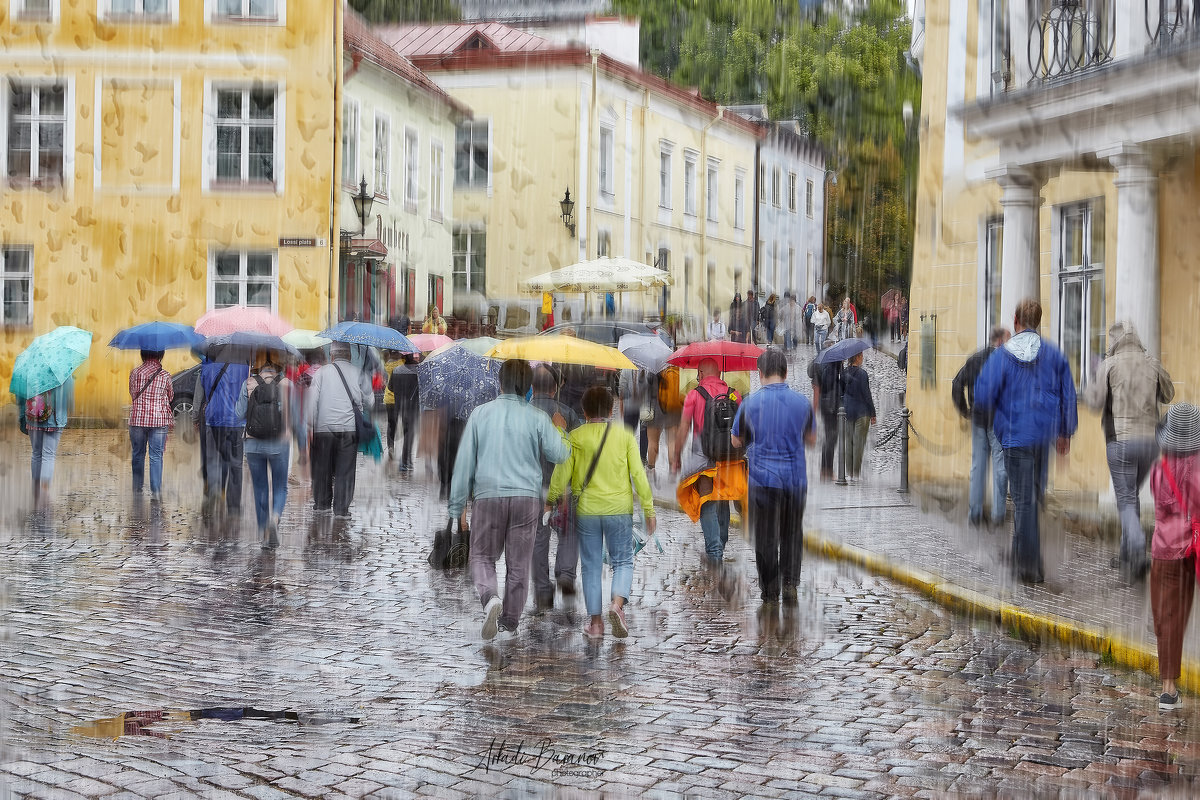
[408,333,453,352]
[195,305,292,337]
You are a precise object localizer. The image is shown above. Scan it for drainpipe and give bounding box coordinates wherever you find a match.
[752,137,761,294]
[589,49,599,264]
[699,107,724,324]
[639,86,649,320]
[328,3,344,328]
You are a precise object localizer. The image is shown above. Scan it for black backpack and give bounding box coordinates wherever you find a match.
[245,374,284,439]
[697,386,743,462]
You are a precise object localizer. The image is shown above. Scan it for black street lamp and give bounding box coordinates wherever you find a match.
[559,188,576,238]
[352,175,374,236]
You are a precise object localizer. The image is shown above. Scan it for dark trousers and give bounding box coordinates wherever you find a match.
[311,431,358,515]
[1151,557,1195,681]
[749,485,806,600]
[532,514,578,604]
[386,402,419,465]
[1005,445,1048,582]
[204,425,244,512]
[623,405,648,463]
[819,409,838,477]
[438,416,466,500]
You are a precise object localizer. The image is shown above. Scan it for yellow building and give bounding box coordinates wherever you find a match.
[906,0,1199,505]
[386,22,762,327]
[0,0,340,420]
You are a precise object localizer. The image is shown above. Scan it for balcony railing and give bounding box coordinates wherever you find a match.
[1028,0,1116,81]
[1147,1,1200,46]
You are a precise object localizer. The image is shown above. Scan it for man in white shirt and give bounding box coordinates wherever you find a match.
[707,308,727,341]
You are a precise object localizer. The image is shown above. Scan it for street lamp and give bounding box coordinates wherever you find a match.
[351,175,374,236]
[559,188,576,238]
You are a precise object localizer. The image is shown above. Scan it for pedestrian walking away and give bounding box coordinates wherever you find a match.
[529,366,581,612]
[732,349,816,606]
[449,360,570,641]
[952,327,1011,527]
[728,293,744,344]
[305,343,373,519]
[1148,403,1200,711]
[1085,321,1175,582]
[388,352,421,471]
[761,293,778,345]
[128,349,173,503]
[808,355,842,482]
[547,386,655,640]
[803,296,816,346]
[194,357,250,518]
[645,363,682,478]
[974,298,1078,584]
[743,290,761,344]
[17,377,75,508]
[840,351,876,481]
[237,355,295,547]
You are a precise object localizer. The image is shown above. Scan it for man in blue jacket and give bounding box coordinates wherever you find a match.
[974,298,1078,584]
[194,358,251,518]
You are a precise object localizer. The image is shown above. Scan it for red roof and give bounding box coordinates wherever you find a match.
[379,22,553,58]
[343,7,470,118]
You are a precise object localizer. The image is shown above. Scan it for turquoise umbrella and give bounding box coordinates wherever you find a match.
[9,326,93,398]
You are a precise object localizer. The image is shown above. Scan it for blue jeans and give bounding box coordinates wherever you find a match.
[699,500,730,562]
[783,330,796,350]
[30,428,63,484]
[1005,445,1048,582]
[246,441,289,530]
[969,422,1007,525]
[815,328,828,351]
[130,425,168,494]
[576,514,634,617]
[1106,438,1158,573]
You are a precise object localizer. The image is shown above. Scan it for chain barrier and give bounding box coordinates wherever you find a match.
[871,416,907,448]
[904,415,968,457]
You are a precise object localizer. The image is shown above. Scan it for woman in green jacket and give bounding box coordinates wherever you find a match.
[547,386,656,639]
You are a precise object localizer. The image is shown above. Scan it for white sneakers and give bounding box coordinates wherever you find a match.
[480,596,502,641]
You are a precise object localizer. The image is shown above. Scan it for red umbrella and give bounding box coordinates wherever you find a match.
[667,340,764,372]
[195,305,292,337]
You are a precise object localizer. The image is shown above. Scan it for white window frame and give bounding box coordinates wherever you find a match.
[205,81,283,192]
[373,112,390,200]
[404,127,419,212]
[771,166,781,208]
[598,124,614,197]
[1054,199,1105,390]
[429,140,444,222]
[4,79,70,189]
[210,0,284,25]
[597,228,611,258]
[683,150,697,217]
[1,245,34,328]
[658,142,673,209]
[734,170,746,230]
[788,171,797,213]
[980,216,1003,345]
[101,0,177,20]
[806,178,815,218]
[452,225,486,294]
[454,120,490,190]
[11,0,59,21]
[706,158,719,223]
[341,98,359,187]
[758,162,765,202]
[207,249,278,312]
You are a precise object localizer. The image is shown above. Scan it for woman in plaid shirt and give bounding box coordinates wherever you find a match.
[128,349,174,502]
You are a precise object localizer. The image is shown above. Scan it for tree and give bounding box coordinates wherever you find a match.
[348,0,461,24]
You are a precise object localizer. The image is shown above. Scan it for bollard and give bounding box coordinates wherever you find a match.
[897,406,911,495]
[836,403,848,486]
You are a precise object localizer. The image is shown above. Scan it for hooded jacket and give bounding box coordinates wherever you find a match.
[1083,322,1174,444]
[973,330,1078,449]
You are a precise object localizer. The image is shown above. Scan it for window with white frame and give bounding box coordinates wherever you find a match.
[429,141,444,221]
[983,217,1003,335]
[982,0,1010,96]
[107,0,170,16]
[215,0,277,21]
[2,246,33,327]
[373,114,389,198]
[452,226,486,293]
[734,171,745,229]
[1057,200,1105,389]
[598,125,614,196]
[454,120,488,189]
[806,178,815,218]
[758,162,765,202]
[404,128,418,211]
[597,229,610,258]
[706,159,718,222]
[209,250,276,310]
[771,167,781,207]
[213,85,278,187]
[683,151,697,216]
[341,99,358,185]
[15,0,53,19]
[7,81,65,186]
[788,172,797,212]
[658,145,672,209]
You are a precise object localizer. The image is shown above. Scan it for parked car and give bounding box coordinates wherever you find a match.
[171,364,202,418]
[540,319,673,348]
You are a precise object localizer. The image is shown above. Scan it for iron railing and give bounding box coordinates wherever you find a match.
[1147,0,1200,46]
[1029,0,1116,81]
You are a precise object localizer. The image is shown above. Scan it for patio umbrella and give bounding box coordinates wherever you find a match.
[197,332,301,364]
[417,343,500,420]
[519,257,673,293]
[486,335,636,370]
[9,326,93,398]
[667,340,763,373]
[109,322,204,351]
[618,333,673,374]
[426,336,499,361]
[195,305,292,337]
[815,337,873,364]
[281,329,332,351]
[409,333,453,352]
[319,321,417,352]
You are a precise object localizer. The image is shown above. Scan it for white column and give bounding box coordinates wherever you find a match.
[990,165,1043,328]
[1115,2,1152,62]
[1008,0,1032,87]
[1103,144,1160,356]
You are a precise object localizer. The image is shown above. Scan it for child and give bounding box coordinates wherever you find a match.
[1149,402,1200,710]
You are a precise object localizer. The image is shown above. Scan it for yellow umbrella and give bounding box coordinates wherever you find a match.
[485,335,636,370]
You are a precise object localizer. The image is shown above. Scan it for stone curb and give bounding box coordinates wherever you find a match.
[653,493,1199,690]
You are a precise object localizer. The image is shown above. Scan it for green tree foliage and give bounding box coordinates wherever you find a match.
[348,0,461,24]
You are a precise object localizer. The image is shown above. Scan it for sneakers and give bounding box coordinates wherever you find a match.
[1159,692,1182,710]
[583,620,605,640]
[608,603,628,638]
[781,585,799,607]
[495,625,518,642]
[480,596,503,641]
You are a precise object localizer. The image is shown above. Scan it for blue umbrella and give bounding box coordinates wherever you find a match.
[319,321,417,352]
[197,332,301,364]
[109,321,204,351]
[9,326,93,398]
[815,337,873,364]
[417,343,499,420]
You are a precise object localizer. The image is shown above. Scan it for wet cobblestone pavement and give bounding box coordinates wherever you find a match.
[3,429,1200,798]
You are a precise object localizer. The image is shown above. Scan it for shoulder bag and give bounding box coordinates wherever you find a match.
[1161,456,1200,579]
[332,363,374,445]
[569,422,612,521]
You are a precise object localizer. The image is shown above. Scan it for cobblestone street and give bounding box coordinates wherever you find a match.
[2,428,1200,798]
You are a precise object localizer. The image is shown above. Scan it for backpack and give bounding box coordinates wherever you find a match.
[657,366,684,415]
[25,392,53,424]
[245,374,284,439]
[697,386,743,462]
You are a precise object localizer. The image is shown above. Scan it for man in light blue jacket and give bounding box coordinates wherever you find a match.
[974,298,1078,584]
[450,360,569,641]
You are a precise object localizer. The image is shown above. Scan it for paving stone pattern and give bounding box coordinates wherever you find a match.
[0,423,1198,797]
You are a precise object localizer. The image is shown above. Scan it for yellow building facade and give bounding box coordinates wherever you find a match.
[907,0,1200,504]
[0,0,340,420]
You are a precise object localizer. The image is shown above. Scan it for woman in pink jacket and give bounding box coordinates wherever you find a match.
[1149,402,1200,710]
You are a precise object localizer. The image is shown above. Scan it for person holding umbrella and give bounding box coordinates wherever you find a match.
[237,352,297,547]
[194,356,250,519]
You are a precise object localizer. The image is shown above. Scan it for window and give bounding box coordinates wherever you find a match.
[983,0,1011,95]
[341,100,358,185]
[734,172,745,229]
[209,250,276,310]
[597,229,611,258]
[1057,200,1105,389]
[788,247,796,291]
[452,226,486,293]
[15,0,53,19]
[107,0,170,16]
[213,86,277,187]
[215,0,277,21]
[658,146,672,209]
[429,141,444,221]
[683,151,697,216]
[7,81,65,186]
[806,178,815,218]
[788,172,797,212]
[404,128,418,211]
[455,120,488,189]
[598,126,614,196]
[771,167,781,207]
[706,160,719,222]
[758,162,765,202]
[983,217,1003,335]
[373,114,389,198]
[2,247,33,327]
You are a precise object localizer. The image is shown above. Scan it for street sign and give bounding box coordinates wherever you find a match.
[279,237,326,247]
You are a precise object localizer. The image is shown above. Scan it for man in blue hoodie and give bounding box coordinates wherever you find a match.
[974,298,1078,584]
[194,358,251,517]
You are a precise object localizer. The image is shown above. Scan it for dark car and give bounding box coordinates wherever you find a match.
[170,364,202,417]
[539,320,672,348]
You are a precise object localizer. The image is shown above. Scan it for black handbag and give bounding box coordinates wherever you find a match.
[332,363,373,445]
[429,518,470,570]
